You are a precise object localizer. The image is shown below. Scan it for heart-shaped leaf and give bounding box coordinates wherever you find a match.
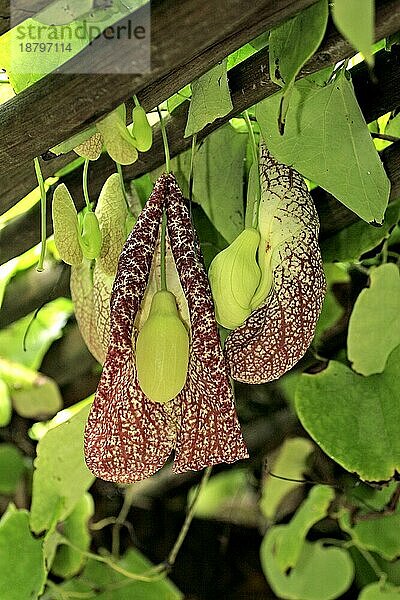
[295,346,400,482]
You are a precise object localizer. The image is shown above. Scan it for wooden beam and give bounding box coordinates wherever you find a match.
[0,0,322,177]
[1,0,399,219]
[1,34,400,265]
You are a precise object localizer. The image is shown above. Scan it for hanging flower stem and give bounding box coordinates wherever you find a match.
[243,110,260,230]
[115,162,129,209]
[34,157,47,272]
[82,159,92,210]
[157,105,170,291]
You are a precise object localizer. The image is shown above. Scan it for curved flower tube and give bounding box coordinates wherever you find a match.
[84,174,248,483]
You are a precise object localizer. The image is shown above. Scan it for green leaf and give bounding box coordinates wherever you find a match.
[295,346,400,481]
[0,444,26,495]
[30,402,94,534]
[192,124,247,243]
[0,298,73,369]
[256,72,390,224]
[348,264,400,375]
[269,0,328,127]
[270,0,328,88]
[56,547,183,599]
[331,0,374,67]
[0,505,46,600]
[0,2,139,93]
[96,105,138,165]
[321,200,400,262]
[188,469,248,519]
[192,204,228,269]
[51,125,98,156]
[358,581,400,599]
[274,485,335,572]
[314,264,349,348]
[167,84,191,114]
[227,43,256,70]
[52,493,94,578]
[0,378,12,427]
[260,437,314,521]
[260,526,354,600]
[184,60,233,137]
[340,507,400,561]
[0,357,62,419]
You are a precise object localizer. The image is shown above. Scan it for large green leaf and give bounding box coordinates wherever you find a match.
[52,492,94,578]
[260,437,314,521]
[295,346,400,481]
[0,505,46,600]
[192,124,247,243]
[30,402,94,533]
[184,60,233,137]
[52,547,183,599]
[0,444,26,495]
[260,526,354,600]
[256,71,390,224]
[321,200,400,263]
[270,0,328,88]
[274,485,335,572]
[0,1,146,92]
[331,0,374,67]
[269,0,328,127]
[348,264,400,375]
[314,264,349,348]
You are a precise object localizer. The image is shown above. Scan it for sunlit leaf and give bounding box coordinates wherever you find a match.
[256,71,390,224]
[185,60,233,137]
[269,0,328,127]
[0,357,62,419]
[0,505,46,600]
[0,379,12,427]
[331,0,374,67]
[348,264,400,375]
[30,402,94,534]
[96,105,138,165]
[0,298,73,370]
[260,437,314,522]
[296,346,400,481]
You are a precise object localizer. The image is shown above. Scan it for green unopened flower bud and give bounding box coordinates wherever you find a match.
[208,228,261,330]
[131,105,153,152]
[136,290,189,403]
[79,211,102,260]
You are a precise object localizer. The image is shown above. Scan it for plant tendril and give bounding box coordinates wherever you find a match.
[34,157,47,272]
[243,110,260,230]
[157,106,170,173]
[115,162,129,209]
[82,159,91,209]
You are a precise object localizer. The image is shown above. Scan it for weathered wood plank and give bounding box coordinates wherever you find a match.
[0,0,320,176]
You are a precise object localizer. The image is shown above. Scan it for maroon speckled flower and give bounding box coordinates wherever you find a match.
[84,174,248,483]
[224,145,326,384]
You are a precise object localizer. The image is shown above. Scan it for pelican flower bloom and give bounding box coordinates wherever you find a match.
[84,173,248,483]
